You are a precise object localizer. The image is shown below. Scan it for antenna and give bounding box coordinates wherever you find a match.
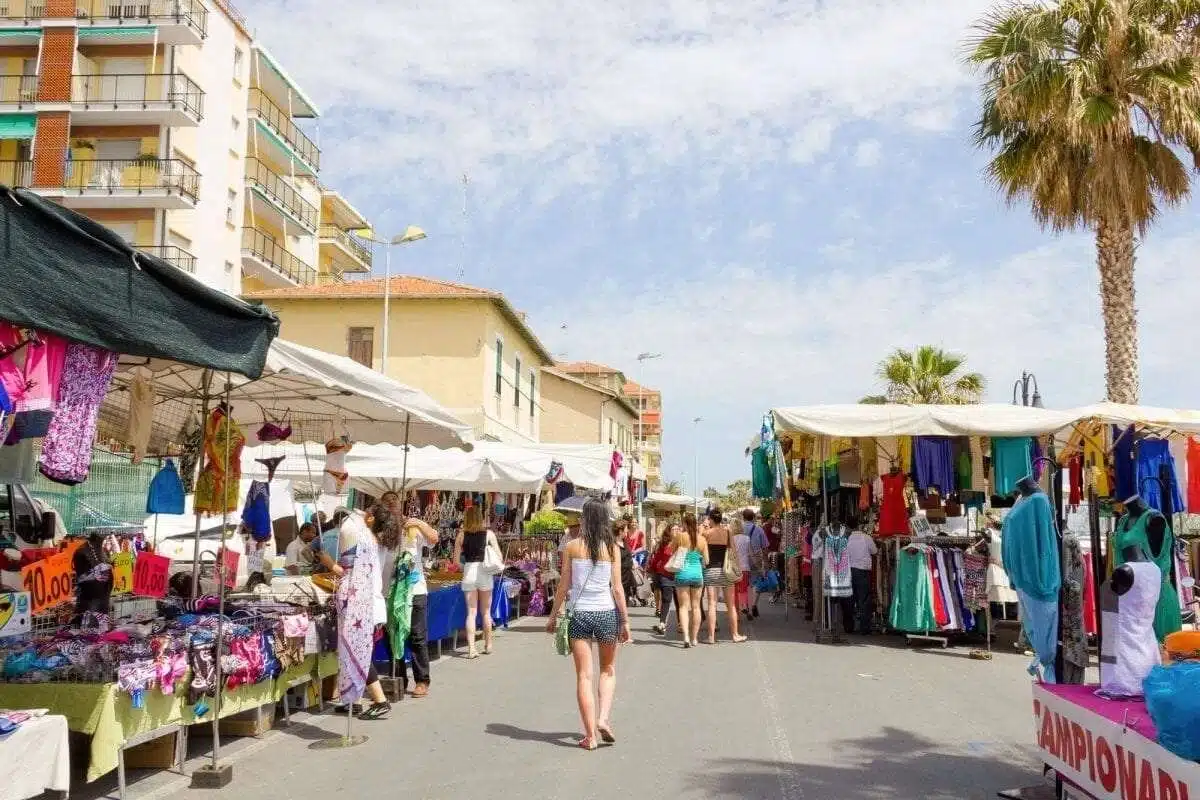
[457,172,469,281]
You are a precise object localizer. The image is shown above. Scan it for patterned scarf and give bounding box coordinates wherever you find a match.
[387,551,415,655]
[335,518,379,705]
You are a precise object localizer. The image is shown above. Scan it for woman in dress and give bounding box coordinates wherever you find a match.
[546,498,631,750]
[701,508,746,644]
[674,513,708,648]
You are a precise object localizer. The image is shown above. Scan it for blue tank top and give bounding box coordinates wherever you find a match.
[676,550,704,583]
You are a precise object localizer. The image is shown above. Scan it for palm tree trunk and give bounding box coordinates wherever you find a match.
[1095,219,1139,405]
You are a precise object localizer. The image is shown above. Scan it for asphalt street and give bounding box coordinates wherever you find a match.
[73,600,1049,800]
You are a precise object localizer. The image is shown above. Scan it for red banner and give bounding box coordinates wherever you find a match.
[220,549,239,590]
[19,552,74,614]
[132,552,170,598]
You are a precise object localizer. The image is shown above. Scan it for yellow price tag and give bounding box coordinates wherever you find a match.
[112,552,134,594]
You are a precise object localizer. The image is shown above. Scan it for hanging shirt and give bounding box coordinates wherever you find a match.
[751,446,773,498]
[991,437,1032,496]
[1001,492,1061,601]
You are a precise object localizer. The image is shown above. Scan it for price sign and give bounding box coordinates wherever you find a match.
[20,552,75,614]
[132,552,170,598]
[111,552,135,594]
[219,549,239,590]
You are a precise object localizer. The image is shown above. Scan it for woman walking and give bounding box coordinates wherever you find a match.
[649,522,680,635]
[674,513,707,648]
[701,508,746,644]
[453,506,499,658]
[731,517,752,618]
[546,499,631,750]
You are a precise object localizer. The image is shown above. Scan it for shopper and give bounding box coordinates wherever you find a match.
[623,514,646,558]
[614,518,639,605]
[731,517,752,616]
[744,510,769,618]
[453,506,499,658]
[331,506,392,721]
[844,517,878,635]
[379,511,438,697]
[701,508,746,644]
[674,513,707,648]
[285,522,317,575]
[649,522,679,635]
[546,498,631,750]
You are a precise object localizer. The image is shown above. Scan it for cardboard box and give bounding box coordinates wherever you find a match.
[123,732,180,769]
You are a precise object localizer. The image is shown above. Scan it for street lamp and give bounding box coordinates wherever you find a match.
[1012,371,1042,408]
[692,416,702,513]
[359,225,427,376]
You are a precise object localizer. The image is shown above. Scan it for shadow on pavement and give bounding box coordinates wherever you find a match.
[484,723,581,748]
[692,727,1044,800]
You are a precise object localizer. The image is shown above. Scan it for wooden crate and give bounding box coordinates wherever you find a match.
[192,704,274,738]
[123,731,179,769]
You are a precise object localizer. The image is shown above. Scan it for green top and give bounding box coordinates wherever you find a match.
[1115,510,1182,642]
[889,547,938,633]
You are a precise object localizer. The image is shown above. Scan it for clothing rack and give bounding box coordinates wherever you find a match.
[891,535,987,649]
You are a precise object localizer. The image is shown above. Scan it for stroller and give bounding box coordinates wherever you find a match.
[622,548,651,606]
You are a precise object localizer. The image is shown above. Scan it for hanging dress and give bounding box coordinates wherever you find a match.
[1114,510,1182,642]
[889,546,937,633]
[38,343,118,485]
[194,407,245,515]
[335,515,381,705]
[878,472,910,537]
[991,437,1032,496]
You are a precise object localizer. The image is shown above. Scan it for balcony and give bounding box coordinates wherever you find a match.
[71,72,203,126]
[57,158,199,209]
[241,227,316,288]
[0,1,210,45]
[0,75,36,108]
[244,157,318,232]
[319,224,372,272]
[248,88,320,174]
[141,245,195,273]
[0,159,31,187]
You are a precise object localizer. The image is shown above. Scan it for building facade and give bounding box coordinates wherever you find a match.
[245,277,554,444]
[539,366,637,451]
[0,0,369,295]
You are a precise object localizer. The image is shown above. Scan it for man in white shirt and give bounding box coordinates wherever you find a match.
[284,523,317,575]
[845,517,878,634]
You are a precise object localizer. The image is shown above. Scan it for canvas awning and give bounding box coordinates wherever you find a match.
[103,339,474,452]
[0,189,278,377]
[769,403,1080,438]
[0,114,35,139]
[1059,402,1200,436]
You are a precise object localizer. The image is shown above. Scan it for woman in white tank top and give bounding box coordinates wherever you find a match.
[546,498,630,750]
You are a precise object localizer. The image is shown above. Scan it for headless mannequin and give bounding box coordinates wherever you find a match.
[1122,494,1167,558]
[1015,475,1041,497]
[1110,545,1147,596]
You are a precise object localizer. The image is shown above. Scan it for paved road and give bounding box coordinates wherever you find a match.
[87,601,1048,800]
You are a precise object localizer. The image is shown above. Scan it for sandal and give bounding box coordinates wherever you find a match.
[579,737,598,751]
[732,635,748,643]
[465,650,479,660]
[598,724,616,744]
[356,702,391,721]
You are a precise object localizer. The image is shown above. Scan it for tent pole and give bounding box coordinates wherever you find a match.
[211,376,234,772]
[390,413,412,690]
[189,369,212,595]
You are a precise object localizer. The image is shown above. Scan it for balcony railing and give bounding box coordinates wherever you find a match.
[245,157,317,230]
[72,72,203,119]
[248,88,320,170]
[0,75,37,106]
[63,158,199,201]
[0,0,209,33]
[0,160,31,187]
[242,227,316,286]
[141,245,196,273]
[319,224,373,266]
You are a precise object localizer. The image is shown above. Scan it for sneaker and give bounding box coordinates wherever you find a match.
[356,702,391,720]
[652,623,666,635]
[412,683,429,699]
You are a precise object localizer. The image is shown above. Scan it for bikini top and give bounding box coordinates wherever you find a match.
[257,421,292,443]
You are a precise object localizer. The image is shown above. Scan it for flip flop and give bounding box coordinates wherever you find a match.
[579,737,598,751]
[598,725,616,744]
[732,635,748,643]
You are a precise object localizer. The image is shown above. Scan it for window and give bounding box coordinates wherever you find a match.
[513,356,521,407]
[494,338,503,396]
[226,188,237,225]
[233,47,244,80]
[224,260,234,273]
[528,369,535,417]
[231,116,240,132]
[348,327,373,368]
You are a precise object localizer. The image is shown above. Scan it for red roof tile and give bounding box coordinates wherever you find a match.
[244,275,494,300]
[556,361,623,375]
[624,380,661,396]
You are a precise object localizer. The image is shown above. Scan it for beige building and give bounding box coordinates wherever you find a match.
[244,276,554,443]
[540,367,637,451]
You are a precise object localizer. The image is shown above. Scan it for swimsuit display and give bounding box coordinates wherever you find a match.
[194,406,245,515]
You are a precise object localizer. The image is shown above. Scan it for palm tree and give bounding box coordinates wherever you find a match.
[967,0,1200,405]
[661,479,684,495]
[872,346,986,404]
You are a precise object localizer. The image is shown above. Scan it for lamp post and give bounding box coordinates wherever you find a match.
[361,225,427,376]
[635,352,662,531]
[1012,371,1042,408]
[692,416,702,513]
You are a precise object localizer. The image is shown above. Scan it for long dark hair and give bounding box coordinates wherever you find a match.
[580,498,614,562]
[370,504,401,549]
[682,513,699,549]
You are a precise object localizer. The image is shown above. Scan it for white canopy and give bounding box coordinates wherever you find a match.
[644,491,702,508]
[769,403,1080,438]
[241,441,618,495]
[1061,402,1200,435]
[104,338,474,451]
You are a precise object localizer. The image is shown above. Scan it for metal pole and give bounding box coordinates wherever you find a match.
[390,414,411,688]
[381,245,391,374]
[189,369,212,595]
[211,376,233,771]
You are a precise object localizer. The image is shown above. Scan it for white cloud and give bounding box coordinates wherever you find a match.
[746,222,775,241]
[854,139,883,167]
[529,231,1200,489]
[244,0,995,196]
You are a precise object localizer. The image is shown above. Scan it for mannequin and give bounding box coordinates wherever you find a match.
[1115,494,1180,641]
[73,533,113,620]
[1001,474,1061,682]
[1097,544,1161,698]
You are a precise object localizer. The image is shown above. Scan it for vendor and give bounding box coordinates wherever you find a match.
[285,523,318,575]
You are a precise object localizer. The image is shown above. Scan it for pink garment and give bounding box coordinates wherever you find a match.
[0,324,68,413]
[38,343,118,485]
[1081,551,1097,636]
[610,450,623,479]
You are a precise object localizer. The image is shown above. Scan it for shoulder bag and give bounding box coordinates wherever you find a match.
[482,530,505,575]
[665,546,687,574]
[554,550,600,657]
[723,534,743,583]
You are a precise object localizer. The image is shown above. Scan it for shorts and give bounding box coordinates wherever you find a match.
[568,609,619,643]
[461,562,495,592]
[703,567,728,589]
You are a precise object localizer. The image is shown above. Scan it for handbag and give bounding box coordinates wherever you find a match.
[944,493,963,518]
[722,540,743,583]
[665,547,687,574]
[555,558,599,657]
[482,532,505,575]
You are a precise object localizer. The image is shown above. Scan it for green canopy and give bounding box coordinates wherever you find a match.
[0,188,278,378]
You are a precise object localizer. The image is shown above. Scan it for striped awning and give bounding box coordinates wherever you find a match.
[0,113,35,139]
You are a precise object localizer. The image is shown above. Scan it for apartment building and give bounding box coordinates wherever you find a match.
[539,366,637,452]
[0,0,369,294]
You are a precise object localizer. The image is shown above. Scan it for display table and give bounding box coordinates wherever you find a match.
[0,714,69,800]
[1032,683,1200,799]
[425,577,517,649]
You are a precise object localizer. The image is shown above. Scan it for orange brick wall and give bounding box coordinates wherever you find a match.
[36,28,74,102]
[32,112,69,187]
[45,0,77,15]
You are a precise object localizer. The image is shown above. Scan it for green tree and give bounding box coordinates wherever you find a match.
[868,345,986,404]
[660,479,684,495]
[703,479,754,510]
[967,0,1200,404]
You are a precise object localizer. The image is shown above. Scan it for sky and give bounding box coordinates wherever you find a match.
[241,0,1200,493]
